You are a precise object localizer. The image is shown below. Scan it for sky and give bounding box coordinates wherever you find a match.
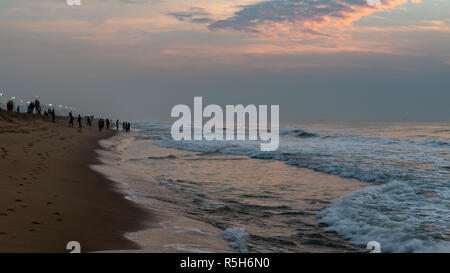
[0,0,449,121]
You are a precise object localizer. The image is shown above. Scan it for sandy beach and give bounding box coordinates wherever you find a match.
[0,110,149,253]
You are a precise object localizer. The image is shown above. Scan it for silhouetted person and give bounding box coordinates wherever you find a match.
[28,102,35,114]
[34,99,40,115]
[126,122,131,133]
[77,115,82,129]
[98,119,104,132]
[16,105,20,113]
[7,100,14,112]
[48,109,56,122]
[106,119,110,130]
[122,122,126,131]
[86,116,91,127]
[116,120,119,131]
[69,111,74,128]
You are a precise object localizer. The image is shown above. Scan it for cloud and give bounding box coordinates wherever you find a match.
[167,7,213,24]
[206,0,416,39]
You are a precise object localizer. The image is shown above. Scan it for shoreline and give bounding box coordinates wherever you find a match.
[0,110,150,253]
[94,131,367,253]
[92,134,235,253]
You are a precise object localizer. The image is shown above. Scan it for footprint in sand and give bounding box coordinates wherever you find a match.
[0,147,7,158]
[29,229,37,232]
[0,232,7,235]
[0,213,8,216]
[32,221,41,225]
[6,208,15,212]
[15,199,22,202]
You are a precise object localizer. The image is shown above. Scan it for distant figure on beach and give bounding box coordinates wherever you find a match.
[98,119,104,132]
[16,105,20,113]
[34,99,41,117]
[44,110,49,117]
[122,122,126,131]
[7,100,14,112]
[86,116,92,127]
[69,111,74,128]
[106,119,110,130]
[77,114,82,129]
[34,99,40,111]
[116,120,119,131]
[28,102,35,114]
[126,122,131,133]
[51,109,56,123]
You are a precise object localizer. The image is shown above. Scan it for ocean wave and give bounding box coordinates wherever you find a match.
[223,227,249,253]
[280,128,319,138]
[419,140,450,147]
[318,180,450,253]
[155,135,449,185]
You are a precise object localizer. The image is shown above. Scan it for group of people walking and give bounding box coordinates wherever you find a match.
[2,98,57,123]
[2,98,131,133]
[69,111,131,133]
[68,112,83,129]
[27,100,42,116]
[122,121,131,132]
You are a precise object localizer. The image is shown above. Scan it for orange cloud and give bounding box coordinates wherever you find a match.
[208,0,420,40]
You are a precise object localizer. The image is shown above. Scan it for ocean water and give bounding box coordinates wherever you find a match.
[98,121,450,253]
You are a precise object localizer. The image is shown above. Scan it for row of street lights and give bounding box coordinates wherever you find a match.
[0,91,76,114]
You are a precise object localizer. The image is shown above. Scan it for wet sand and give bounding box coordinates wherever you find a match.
[0,110,149,253]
